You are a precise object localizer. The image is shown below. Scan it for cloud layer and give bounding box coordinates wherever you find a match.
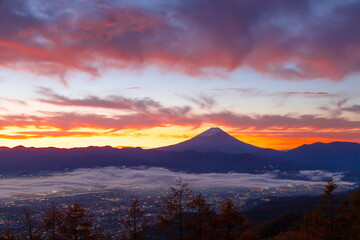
[0,89,358,145]
[0,109,359,140]
[1,0,360,80]
[0,167,350,199]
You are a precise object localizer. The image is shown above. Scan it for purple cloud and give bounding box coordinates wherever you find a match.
[342,105,360,115]
[0,0,359,80]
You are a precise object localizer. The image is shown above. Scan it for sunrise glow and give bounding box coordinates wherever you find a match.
[0,0,359,150]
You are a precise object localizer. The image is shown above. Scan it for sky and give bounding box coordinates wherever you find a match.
[0,0,359,150]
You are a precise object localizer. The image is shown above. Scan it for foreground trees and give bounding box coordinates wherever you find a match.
[186,193,215,240]
[0,178,257,240]
[0,203,99,240]
[43,203,63,240]
[272,178,360,240]
[217,198,250,240]
[120,198,150,240]
[23,207,41,240]
[59,203,95,240]
[157,178,192,240]
[302,178,338,240]
[1,178,359,240]
[157,178,255,240]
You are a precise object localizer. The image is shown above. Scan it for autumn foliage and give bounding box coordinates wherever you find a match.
[0,178,360,240]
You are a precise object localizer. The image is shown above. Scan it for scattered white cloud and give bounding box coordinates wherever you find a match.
[297,170,346,181]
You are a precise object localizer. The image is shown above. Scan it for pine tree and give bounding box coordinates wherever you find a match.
[303,178,338,240]
[23,207,41,240]
[59,203,97,240]
[157,177,192,240]
[121,198,150,240]
[217,198,249,240]
[43,202,63,240]
[324,178,338,235]
[186,193,215,240]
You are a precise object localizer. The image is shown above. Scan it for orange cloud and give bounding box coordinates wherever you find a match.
[0,109,358,149]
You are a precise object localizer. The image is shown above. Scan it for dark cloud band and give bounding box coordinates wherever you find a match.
[1,0,360,80]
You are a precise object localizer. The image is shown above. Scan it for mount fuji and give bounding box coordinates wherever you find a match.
[156,127,262,153]
[0,127,359,180]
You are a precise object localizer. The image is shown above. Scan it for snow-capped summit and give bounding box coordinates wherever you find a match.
[197,127,227,137]
[156,127,261,153]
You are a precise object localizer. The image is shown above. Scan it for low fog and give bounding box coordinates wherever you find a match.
[0,167,351,199]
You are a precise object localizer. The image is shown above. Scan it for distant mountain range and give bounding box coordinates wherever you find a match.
[0,128,359,181]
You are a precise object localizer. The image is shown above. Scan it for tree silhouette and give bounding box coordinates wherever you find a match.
[120,198,150,240]
[323,177,338,235]
[23,207,41,240]
[157,177,192,240]
[43,202,63,240]
[303,178,338,240]
[186,193,215,240]
[59,203,96,240]
[217,198,249,240]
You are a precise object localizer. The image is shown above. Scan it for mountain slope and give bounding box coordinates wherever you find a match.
[156,127,262,153]
[0,146,300,174]
[285,142,360,171]
[0,131,359,180]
